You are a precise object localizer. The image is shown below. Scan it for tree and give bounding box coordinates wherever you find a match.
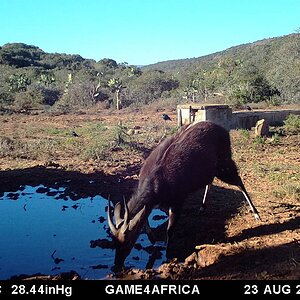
[0,43,42,67]
[107,77,124,110]
[182,86,198,102]
[190,70,218,101]
[228,81,253,106]
[8,73,31,92]
[98,58,118,69]
[127,66,142,77]
[125,70,179,106]
[250,76,280,102]
[39,73,55,86]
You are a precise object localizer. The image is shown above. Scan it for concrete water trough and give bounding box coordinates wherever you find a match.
[177,104,300,130]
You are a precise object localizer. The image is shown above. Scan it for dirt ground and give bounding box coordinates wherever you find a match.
[0,107,299,280]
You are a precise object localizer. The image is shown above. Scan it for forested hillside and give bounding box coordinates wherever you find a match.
[144,34,300,105]
[0,33,299,114]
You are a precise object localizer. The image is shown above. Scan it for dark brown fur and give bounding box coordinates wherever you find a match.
[110,121,259,267]
[128,121,240,215]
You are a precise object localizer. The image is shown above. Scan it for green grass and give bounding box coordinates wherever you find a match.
[232,126,300,202]
[0,120,151,162]
[76,122,108,138]
[0,136,28,158]
[81,142,110,161]
[273,184,300,201]
[284,114,300,134]
[252,161,300,201]
[238,128,251,140]
[0,136,60,160]
[43,127,70,136]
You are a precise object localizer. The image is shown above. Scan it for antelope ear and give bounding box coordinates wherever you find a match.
[128,206,146,231]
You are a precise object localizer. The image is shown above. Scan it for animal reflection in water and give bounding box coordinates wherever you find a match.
[107,121,261,269]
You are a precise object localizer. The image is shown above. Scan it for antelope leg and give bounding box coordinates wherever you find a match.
[199,184,211,212]
[238,179,261,221]
[143,219,156,244]
[166,206,182,258]
[167,208,175,242]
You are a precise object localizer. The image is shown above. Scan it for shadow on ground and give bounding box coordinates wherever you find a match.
[0,165,138,202]
[227,215,300,243]
[195,240,300,279]
[165,185,247,260]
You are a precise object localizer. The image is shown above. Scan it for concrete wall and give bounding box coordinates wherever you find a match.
[205,107,232,131]
[177,104,300,130]
[232,109,300,129]
[177,104,232,130]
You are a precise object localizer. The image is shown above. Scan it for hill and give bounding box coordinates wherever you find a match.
[0,34,299,114]
[143,34,296,73]
[143,34,300,104]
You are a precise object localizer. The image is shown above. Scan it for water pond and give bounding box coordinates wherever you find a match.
[0,184,167,279]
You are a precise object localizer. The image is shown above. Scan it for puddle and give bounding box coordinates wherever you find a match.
[0,185,167,279]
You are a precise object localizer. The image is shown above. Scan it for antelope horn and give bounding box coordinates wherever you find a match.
[128,205,146,231]
[107,199,118,236]
[123,198,129,225]
[114,201,123,228]
[120,198,130,234]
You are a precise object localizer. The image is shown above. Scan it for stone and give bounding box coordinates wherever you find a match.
[255,119,269,137]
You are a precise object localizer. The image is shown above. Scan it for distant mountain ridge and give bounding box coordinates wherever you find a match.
[141,33,300,103]
[142,34,294,72]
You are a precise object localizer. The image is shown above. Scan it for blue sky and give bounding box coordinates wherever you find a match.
[1,0,299,65]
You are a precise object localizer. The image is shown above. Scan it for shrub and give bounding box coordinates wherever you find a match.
[13,85,44,111]
[253,136,266,145]
[283,114,300,134]
[81,143,109,161]
[268,133,280,145]
[238,129,251,139]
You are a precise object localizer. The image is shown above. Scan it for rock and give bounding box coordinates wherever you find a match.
[255,119,269,137]
[127,129,135,135]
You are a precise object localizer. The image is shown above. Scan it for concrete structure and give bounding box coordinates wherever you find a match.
[177,104,300,130]
[177,104,232,130]
[232,109,300,129]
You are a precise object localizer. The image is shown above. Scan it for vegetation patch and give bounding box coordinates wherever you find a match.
[1,35,300,114]
[283,114,300,134]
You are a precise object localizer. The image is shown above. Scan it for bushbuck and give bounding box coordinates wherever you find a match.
[107,121,261,267]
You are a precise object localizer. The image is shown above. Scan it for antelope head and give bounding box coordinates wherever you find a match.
[107,199,146,267]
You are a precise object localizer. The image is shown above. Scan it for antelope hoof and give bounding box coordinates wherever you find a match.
[254,213,262,221]
[199,204,206,213]
[111,264,125,273]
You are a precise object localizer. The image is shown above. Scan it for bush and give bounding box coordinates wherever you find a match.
[269,133,280,145]
[0,91,14,106]
[14,87,44,111]
[0,136,29,158]
[283,114,300,134]
[40,86,61,106]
